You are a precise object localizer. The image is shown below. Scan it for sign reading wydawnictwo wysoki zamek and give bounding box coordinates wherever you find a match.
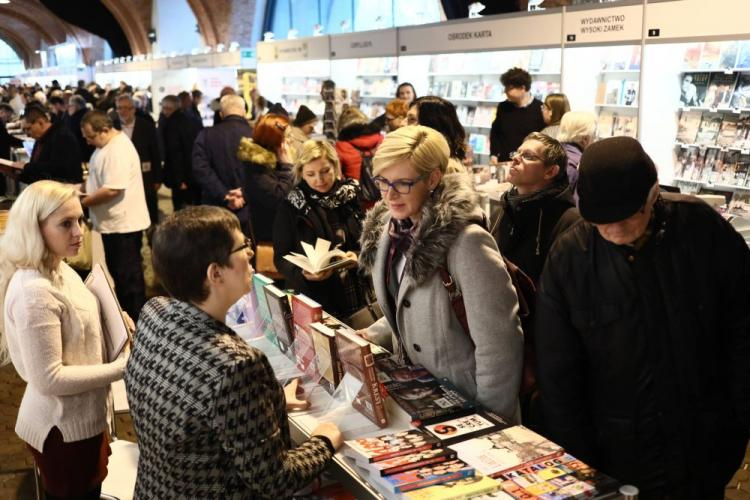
[564,3,643,44]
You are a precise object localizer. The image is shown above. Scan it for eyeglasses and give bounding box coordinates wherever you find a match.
[230,237,253,256]
[373,174,427,195]
[509,150,544,163]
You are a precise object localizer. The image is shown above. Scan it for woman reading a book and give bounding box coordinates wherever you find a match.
[273,139,370,320]
[125,206,342,498]
[0,180,130,499]
[359,126,524,423]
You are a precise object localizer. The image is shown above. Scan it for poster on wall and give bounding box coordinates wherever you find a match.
[237,69,257,118]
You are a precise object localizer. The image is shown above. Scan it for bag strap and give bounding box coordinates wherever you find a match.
[438,264,474,347]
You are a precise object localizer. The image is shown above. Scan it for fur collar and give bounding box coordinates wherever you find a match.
[337,121,382,142]
[359,173,483,284]
[237,138,277,169]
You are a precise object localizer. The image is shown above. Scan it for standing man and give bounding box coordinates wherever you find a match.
[491,132,579,284]
[179,90,203,131]
[192,94,253,236]
[489,67,546,166]
[81,110,150,322]
[160,95,200,211]
[114,94,162,229]
[536,136,750,498]
[66,95,95,162]
[11,106,82,185]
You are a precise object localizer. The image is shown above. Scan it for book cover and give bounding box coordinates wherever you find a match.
[263,284,295,353]
[309,321,344,394]
[676,109,703,144]
[695,112,723,145]
[291,294,322,374]
[704,73,738,109]
[690,147,707,181]
[682,43,702,70]
[699,42,722,70]
[719,42,739,70]
[708,150,728,184]
[720,150,740,185]
[252,273,274,336]
[702,147,721,183]
[717,114,739,148]
[628,46,641,71]
[402,473,500,499]
[85,264,129,362]
[736,153,750,186]
[730,74,750,109]
[420,410,510,447]
[449,425,563,478]
[729,191,750,216]
[612,114,638,138]
[369,448,459,477]
[603,79,622,105]
[680,72,710,107]
[733,113,750,149]
[374,459,475,493]
[621,80,638,106]
[673,145,688,179]
[681,145,702,181]
[335,327,389,427]
[385,376,476,423]
[344,429,439,463]
[376,357,434,383]
[737,41,750,69]
[597,111,615,139]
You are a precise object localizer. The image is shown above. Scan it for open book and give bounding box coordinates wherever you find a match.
[85,264,130,361]
[283,238,355,274]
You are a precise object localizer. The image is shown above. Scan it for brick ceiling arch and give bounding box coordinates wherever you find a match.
[0,27,34,67]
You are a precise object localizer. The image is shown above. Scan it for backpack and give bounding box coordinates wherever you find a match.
[353,145,381,203]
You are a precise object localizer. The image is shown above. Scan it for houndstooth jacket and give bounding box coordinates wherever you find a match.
[124,297,333,499]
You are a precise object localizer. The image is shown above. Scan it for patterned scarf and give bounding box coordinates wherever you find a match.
[287,179,359,214]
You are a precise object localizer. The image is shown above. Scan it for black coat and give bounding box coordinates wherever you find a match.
[113,116,162,184]
[161,110,200,189]
[192,115,253,231]
[19,120,82,185]
[536,193,750,497]
[66,108,95,162]
[0,120,23,160]
[273,180,364,316]
[492,181,579,284]
[489,98,546,162]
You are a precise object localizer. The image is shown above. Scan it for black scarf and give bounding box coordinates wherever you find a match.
[287,178,359,214]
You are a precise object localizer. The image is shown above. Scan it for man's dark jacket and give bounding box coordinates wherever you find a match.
[19,119,82,185]
[192,114,252,232]
[67,108,95,162]
[113,115,162,183]
[161,110,200,190]
[493,179,580,284]
[536,193,750,498]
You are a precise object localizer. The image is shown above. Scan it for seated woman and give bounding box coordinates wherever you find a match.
[274,140,369,319]
[0,180,128,500]
[359,126,524,422]
[125,206,342,498]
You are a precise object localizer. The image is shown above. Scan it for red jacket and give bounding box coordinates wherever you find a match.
[335,123,383,181]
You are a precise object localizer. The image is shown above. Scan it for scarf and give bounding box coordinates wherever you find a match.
[287,179,359,214]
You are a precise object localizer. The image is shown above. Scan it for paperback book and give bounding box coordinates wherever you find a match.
[695,112,724,145]
[682,43,702,70]
[384,375,476,424]
[420,410,510,447]
[263,284,295,353]
[291,294,322,375]
[719,42,739,70]
[368,448,459,477]
[603,79,622,105]
[252,273,275,341]
[736,153,750,186]
[309,321,344,394]
[370,458,475,494]
[680,72,710,107]
[704,72,738,109]
[283,238,355,274]
[720,150,740,185]
[737,41,750,70]
[734,113,750,149]
[676,109,703,144]
[403,474,500,500]
[344,429,440,464]
[612,113,638,138]
[699,42,722,70]
[731,74,750,110]
[717,114,739,148]
[596,111,615,139]
[621,80,638,106]
[702,147,721,183]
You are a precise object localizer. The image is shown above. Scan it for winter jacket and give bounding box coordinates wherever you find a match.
[492,181,580,284]
[360,173,524,422]
[237,138,294,242]
[273,179,366,317]
[562,142,583,192]
[489,98,546,162]
[335,122,383,181]
[536,193,750,497]
[125,297,334,499]
[192,115,253,233]
[19,119,82,185]
[161,110,200,189]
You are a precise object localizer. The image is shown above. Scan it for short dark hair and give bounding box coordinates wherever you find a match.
[49,96,64,106]
[81,109,113,133]
[22,105,49,124]
[191,89,203,99]
[524,131,568,182]
[396,82,417,99]
[411,96,467,160]
[177,91,191,100]
[501,67,532,91]
[152,206,242,303]
[161,94,180,107]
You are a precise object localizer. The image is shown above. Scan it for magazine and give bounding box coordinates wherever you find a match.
[680,72,710,107]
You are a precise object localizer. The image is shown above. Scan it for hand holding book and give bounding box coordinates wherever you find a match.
[284,238,357,275]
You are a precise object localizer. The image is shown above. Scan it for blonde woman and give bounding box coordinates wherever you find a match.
[273,139,369,319]
[358,126,524,422]
[0,181,129,499]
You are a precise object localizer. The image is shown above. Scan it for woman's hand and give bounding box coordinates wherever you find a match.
[343,251,358,266]
[277,142,292,164]
[312,421,343,451]
[284,378,310,411]
[302,268,335,281]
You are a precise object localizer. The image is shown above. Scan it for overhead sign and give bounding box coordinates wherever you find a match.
[399,12,561,55]
[330,29,397,59]
[257,36,330,63]
[188,53,214,68]
[563,3,643,44]
[166,55,189,70]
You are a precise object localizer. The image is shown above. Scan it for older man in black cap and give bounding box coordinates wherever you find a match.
[535,136,749,499]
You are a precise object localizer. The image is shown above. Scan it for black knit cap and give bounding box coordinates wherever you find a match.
[293,105,317,127]
[577,136,657,224]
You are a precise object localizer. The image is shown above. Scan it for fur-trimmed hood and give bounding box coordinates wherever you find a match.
[237,137,277,169]
[337,121,382,142]
[359,173,484,284]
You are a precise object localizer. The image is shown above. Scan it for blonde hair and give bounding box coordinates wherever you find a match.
[0,181,77,365]
[557,111,597,145]
[293,140,341,184]
[372,125,449,177]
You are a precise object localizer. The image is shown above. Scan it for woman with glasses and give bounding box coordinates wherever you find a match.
[0,181,130,500]
[273,140,370,320]
[358,126,524,423]
[540,93,570,139]
[125,206,342,498]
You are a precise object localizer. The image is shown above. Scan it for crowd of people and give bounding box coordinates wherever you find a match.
[0,66,747,500]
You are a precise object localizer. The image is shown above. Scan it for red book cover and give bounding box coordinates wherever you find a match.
[291,294,322,374]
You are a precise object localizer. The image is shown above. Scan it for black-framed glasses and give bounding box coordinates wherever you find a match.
[230,237,253,256]
[509,150,543,163]
[373,174,427,195]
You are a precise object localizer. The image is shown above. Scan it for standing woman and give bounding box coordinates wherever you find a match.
[0,181,128,499]
[359,126,524,422]
[396,82,418,106]
[406,96,470,174]
[273,140,369,319]
[540,93,570,139]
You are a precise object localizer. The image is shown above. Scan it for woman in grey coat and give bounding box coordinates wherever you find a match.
[359,125,524,422]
